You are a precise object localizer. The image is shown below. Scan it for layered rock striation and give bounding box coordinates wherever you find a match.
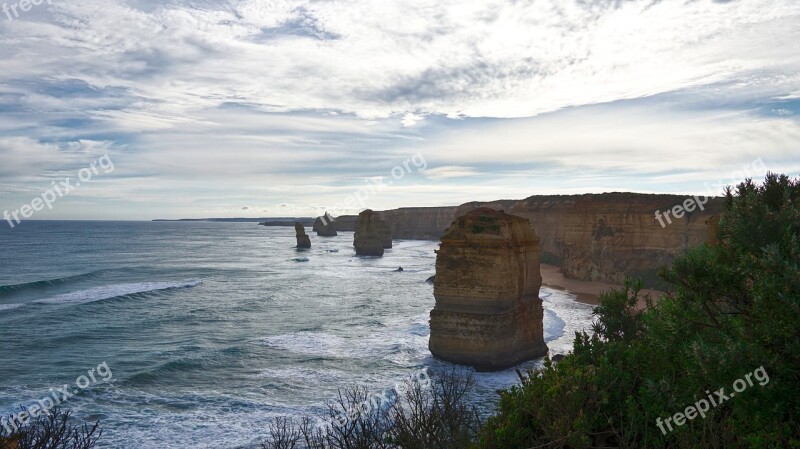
[313,212,338,237]
[295,223,311,249]
[353,210,386,256]
[429,208,548,371]
[338,194,722,285]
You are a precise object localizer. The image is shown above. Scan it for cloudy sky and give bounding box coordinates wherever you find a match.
[1,0,799,220]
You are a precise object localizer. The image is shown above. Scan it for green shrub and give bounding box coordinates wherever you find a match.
[476,173,800,449]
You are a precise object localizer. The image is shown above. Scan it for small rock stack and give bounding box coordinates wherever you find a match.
[295,222,311,249]
[429,208,547,371]
[313,212,338,237]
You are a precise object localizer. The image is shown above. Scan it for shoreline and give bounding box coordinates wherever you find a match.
[540,263,664,307]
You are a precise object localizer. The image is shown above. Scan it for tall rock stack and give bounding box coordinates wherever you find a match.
[313,212,338,237]
[429,208,548,371]
[353,210,385,256]
[295,223,311,248]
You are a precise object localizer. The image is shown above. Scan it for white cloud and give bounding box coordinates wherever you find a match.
[423,166,480,179]
[1,0,800,219]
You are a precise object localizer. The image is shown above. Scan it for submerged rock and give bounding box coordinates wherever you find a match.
[295,223,311,249]
[313,212,338,237]
[353,210,386,256]
[429,208,548,371]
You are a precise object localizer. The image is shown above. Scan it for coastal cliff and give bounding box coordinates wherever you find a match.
[429,208,547,371]
[333,193,722,284]
[506,193,723,284]
[335,207,458,240]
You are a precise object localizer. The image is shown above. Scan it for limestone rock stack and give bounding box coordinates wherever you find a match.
[295,223,311,249]
[429,208,547,371]
[353,210,386,256]
[313,212,338,237]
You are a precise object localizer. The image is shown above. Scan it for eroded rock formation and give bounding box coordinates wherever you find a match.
[313,212,338,237]
[337,194,722,284]
[429,208,547,371]
[295,222,311,249]
[353,210,385,256]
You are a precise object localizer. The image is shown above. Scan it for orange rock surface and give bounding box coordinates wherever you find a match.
[429,208,547,371]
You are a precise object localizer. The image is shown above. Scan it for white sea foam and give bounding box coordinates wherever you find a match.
[0,303,24,311]
[33,280,202,305]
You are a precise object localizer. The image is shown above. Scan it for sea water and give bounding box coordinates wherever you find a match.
[0,221,595,448]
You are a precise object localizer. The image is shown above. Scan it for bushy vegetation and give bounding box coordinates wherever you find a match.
[477,173,800,449]
[260,369,482,449]
[0,407,100,449]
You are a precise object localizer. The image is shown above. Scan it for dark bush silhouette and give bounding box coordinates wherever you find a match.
[261,369,481,449]
[0,406,100,449]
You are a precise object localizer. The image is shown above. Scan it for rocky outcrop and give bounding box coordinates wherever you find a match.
[353,210,385,256]
[313,212,338,237]
[295,223,311,249]
[429,208,548,371]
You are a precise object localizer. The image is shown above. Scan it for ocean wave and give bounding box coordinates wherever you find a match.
[33,280,202,305]
[0,303,24,311]
[542,308,566,343]
[0,269,107,294]
[254,332,351,357]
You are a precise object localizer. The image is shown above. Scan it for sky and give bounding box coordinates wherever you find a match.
[1,0,799,221]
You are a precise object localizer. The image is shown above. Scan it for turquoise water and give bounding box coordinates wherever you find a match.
[0,221,594,448]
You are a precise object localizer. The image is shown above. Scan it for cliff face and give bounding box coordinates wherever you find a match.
[429,208,547,371]
[335,207,458,240]
[378,219,392,249]
[506,193,723,283]
[332,193,722,284]
[353,210,386,256]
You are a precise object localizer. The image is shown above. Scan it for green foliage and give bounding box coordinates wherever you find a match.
[476,173,800,449]
[472,214,501,235]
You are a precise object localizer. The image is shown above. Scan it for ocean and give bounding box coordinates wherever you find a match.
[0,221,595,448]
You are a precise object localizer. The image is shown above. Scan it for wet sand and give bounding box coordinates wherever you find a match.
[540,263,664,307]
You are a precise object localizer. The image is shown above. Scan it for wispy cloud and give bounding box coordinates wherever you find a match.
[0,0,799,219]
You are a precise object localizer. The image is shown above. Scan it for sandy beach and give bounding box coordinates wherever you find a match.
[540,263,664,307]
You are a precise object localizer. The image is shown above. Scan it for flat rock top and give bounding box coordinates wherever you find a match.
[442,207,536,242]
